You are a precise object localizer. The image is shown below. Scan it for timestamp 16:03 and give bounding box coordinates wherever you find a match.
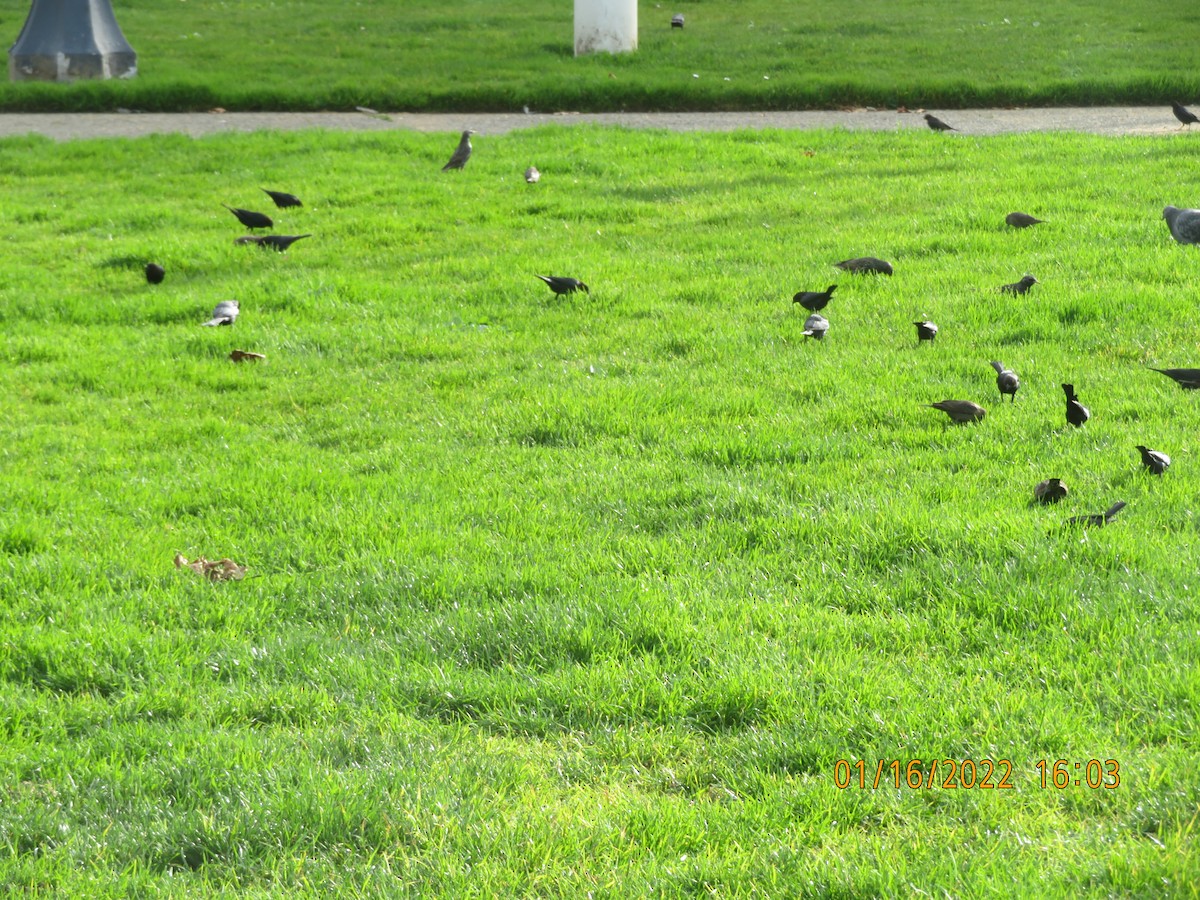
[833,759,1121,790]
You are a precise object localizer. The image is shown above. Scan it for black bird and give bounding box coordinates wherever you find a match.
[442,130,474,171]
[1066,501,1127,528]
[1171,102,1200,129]
[991,361,1019,401]
[536,275,589,296]
[1034,478,1068,504]
[1136,445,1171,475]
[144,262,165,284]
[801,314,829,340]
[223,205,273,230]
[262,188,302,208]
[923,113,956,132]
[201,300,239,327]
[793,284,836,312]
[1000,274,1039,295]
[235,234,312,252]
[1062,383,1090,427]
[1005,212,1045,228]
[914,320,938,342]
[928,400,986,424]
[835,256,893,275]
[1149,367,1200,390]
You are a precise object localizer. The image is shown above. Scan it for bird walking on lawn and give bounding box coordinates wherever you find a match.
[928,400,986,424]
[1163,205,1200,245]
[793,284,836,312]
[535,275,589,296]
[923,113,956,132]
[1066,501,1127,528]
[914,320,938,343]
[262,189,302,208]
[1149,367,1200,390]
[235,234,311,252]
[524,166,541,184]
[1063,383,1090,427]
[1000,274,1039,295]
[835,256,893,275]
[1034,478,1068,504]
[801,314,829,340]
[1136,445,1171,475]
[201,300,239,327]
[144,263,165,284]
[1172,102,1200,129]
[442,130,474,171]
[1005,212,1045,228]
[991,361,1019,401]
[223,205,273,230]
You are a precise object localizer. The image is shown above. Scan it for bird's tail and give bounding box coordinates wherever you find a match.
[1104,501,1128,520]
[990,361,1005,374]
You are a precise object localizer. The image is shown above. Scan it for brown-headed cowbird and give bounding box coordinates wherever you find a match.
[1062,383,1090,427]
[262,189,302,208]
[991,361,1019,401]
[1163,206,1200,245]
[1172,102,1200,129]
[442,130,474,171]
[1000,274,1039,295]
[1066,501,1126,528]
[201,300,239,327]
[928,400,986,424]
[1034,478,1068,504]
[923,113,956,132]
[1149,367,1200,390]
[145,263,165,284]
[1136,445,1171,475]
[671,13,684,27]
[223,205,273,229]
[835,256,893,275]
[536,275,589,295]
[1005,212,1045,228]
[793,284,836,311]
[914,320,938,342]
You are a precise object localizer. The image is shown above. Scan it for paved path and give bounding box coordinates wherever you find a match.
[0,107,1190,141]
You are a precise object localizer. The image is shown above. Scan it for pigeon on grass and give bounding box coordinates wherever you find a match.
[201,300,239,327]
[1163,206,1200,245]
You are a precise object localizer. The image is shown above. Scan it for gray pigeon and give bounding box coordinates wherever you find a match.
[801,313,829,340]
[928,400,986,424]
[671,13,684,27]
[202,300,239,327]
[442,130,474,171]
[1005,212,1045,228]
[1163,206,1200,245]
[835,256,893,275]
[524,166,541,184]
[990,361,1019,401]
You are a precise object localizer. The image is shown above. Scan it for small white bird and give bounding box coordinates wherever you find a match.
[1163,205,1200,245]
[442,130,474,171]
[524,166,541,184]
[201,300,239,327]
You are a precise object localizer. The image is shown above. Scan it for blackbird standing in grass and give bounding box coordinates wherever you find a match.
[801,314,829,339]
[144,263,165,284]
[991,361,1020,401]
[923,113,956,132]
[1162,206,1200,245]
[536,275,589,295]
[262,189,302,208]
[1136,445,1171,475]
[1063,383,1090,427]
[928,400,986,424]
[1034,478,1069,504]
[1149,367,1200,390]
[1000,274,1039,295]
[1171,102,1200,129]
[201,300,239,327]
[914,320,938,342]
[235,234,311,252]
[835,256,893,275]
[442,130,474,171]
[223,205,273,230]
[1066,501,1127,528]
[793,284,836,311]
[1005,212,1045,228]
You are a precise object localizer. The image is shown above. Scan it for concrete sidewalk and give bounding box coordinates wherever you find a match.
[0,107,1191,141]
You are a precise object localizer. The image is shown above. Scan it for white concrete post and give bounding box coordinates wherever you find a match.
[574,0,637,56]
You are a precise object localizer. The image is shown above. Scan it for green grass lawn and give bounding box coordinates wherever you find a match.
[0,0,1197,112]
[2,125,1200,896]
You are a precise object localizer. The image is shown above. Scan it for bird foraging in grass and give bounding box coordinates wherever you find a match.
[201,300,239,327]
[1005,212,1045,228]
[1163,205,1200,245]
[835,256,892,275]
[1136,445,1171,475]
[928,400,986,424]
[535,275,589,296]
[801,314,829,339]
[999,274,1039,295]
[1062,383,1090,427]
[235,234,311,252]
[914,320,938,343]
[1034,478,1068,504]
[1149,367,1200,390]
[923,113,956,132]
[1066,501,1127,528]
[671,13,684,28]
[1171,102,1200,129]
[262,188,302,208]
[144,263,165,284]
[442,130,474,171]
[793,284,836,312]
[524,166,541,184]
[223,205,273,230]
[991,361,1020,401]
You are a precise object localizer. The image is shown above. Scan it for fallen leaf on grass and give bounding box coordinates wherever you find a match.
[229,349,266,362]
[174,553,247,581]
